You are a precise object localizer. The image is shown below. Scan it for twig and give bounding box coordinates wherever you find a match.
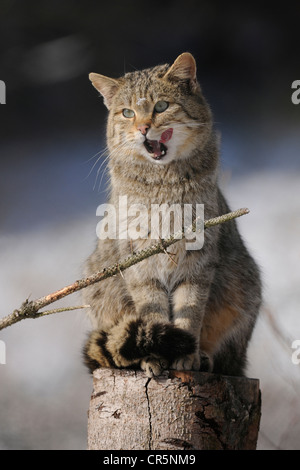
[34,305,91,317]
[0,208,249,331]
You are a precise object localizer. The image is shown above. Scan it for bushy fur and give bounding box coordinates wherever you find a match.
[83,53,262,377]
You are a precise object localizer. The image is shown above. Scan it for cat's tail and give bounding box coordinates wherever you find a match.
[83,315,196,377]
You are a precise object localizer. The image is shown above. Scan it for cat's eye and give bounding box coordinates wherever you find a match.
[122,108,135,118]
[154,101,169,113]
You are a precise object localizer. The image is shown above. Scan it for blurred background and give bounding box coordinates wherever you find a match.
[0,0,299,449]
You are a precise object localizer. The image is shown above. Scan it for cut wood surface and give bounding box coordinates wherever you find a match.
[87,368,261,450]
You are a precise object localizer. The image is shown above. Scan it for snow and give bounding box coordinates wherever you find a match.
[1,132,300,449]
[225,170,300,450]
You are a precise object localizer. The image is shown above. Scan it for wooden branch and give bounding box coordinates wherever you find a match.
[87,369,261,450]
[0,208,249,331]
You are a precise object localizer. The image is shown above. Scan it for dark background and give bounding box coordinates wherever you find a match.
[0,0,299,232]
[1,0,299,135]
[0,0,299,450]
[0,0,300,233]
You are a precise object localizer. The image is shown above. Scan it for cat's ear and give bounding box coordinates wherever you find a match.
[89,73,120,109]
[164,53,199,92]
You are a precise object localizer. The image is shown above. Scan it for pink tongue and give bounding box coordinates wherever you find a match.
[160,128,173,144]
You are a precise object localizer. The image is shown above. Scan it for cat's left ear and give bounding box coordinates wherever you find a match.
[164,52,199,92]
[89,73,120,109]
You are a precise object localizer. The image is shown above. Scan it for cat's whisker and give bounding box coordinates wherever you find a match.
[169,121,210,130]
[97,146,134,193]
[88,153,108,182]
[95,140,131,191]
[84,147,110,181]
[95,154,111,191]
[171,129,200,139]
[85,146,109,164]
[96,141,130,190]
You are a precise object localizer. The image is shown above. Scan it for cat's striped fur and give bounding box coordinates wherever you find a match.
[83,53,262,377]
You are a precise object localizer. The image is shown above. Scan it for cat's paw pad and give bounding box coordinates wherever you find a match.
[141,356,168,378]
[171,353,200,371]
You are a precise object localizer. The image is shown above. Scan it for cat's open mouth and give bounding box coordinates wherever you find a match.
[143,128,173,161]
[144,139,168,160]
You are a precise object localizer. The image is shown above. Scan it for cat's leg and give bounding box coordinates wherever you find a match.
[125,278,196,376]
[127,279,176,377]
[199,242,262,376]
[170,281,209,371]
[200,299,259,376]
[84,274,196,377]
[126,278,170,324]
[200,265,261,377]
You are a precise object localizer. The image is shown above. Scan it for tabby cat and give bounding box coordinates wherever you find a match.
[83,52,262,377]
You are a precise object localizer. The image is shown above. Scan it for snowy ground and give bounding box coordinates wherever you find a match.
[0,135,300,449]
[225,170,300,450]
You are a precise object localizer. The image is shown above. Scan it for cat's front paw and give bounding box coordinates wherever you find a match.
[141,356,168,378]
[170,352,200,371]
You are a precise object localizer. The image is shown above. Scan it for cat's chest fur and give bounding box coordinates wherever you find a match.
[114,172,216,289]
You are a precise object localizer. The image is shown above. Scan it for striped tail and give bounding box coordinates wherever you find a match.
[83,316,196,377]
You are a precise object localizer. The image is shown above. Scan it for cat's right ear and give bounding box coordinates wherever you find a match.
[89,73,120,109]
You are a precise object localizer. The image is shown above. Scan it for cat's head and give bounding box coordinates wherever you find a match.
[89,53,212,166]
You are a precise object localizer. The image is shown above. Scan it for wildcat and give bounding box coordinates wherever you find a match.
[83,52,262,377]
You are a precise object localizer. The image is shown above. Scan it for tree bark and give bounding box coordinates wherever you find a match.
[87,368,261,450]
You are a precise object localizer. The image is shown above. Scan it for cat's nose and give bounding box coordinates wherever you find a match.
[137,124,150,136]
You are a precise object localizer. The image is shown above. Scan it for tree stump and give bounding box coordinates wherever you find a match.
[87,368,261,450]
